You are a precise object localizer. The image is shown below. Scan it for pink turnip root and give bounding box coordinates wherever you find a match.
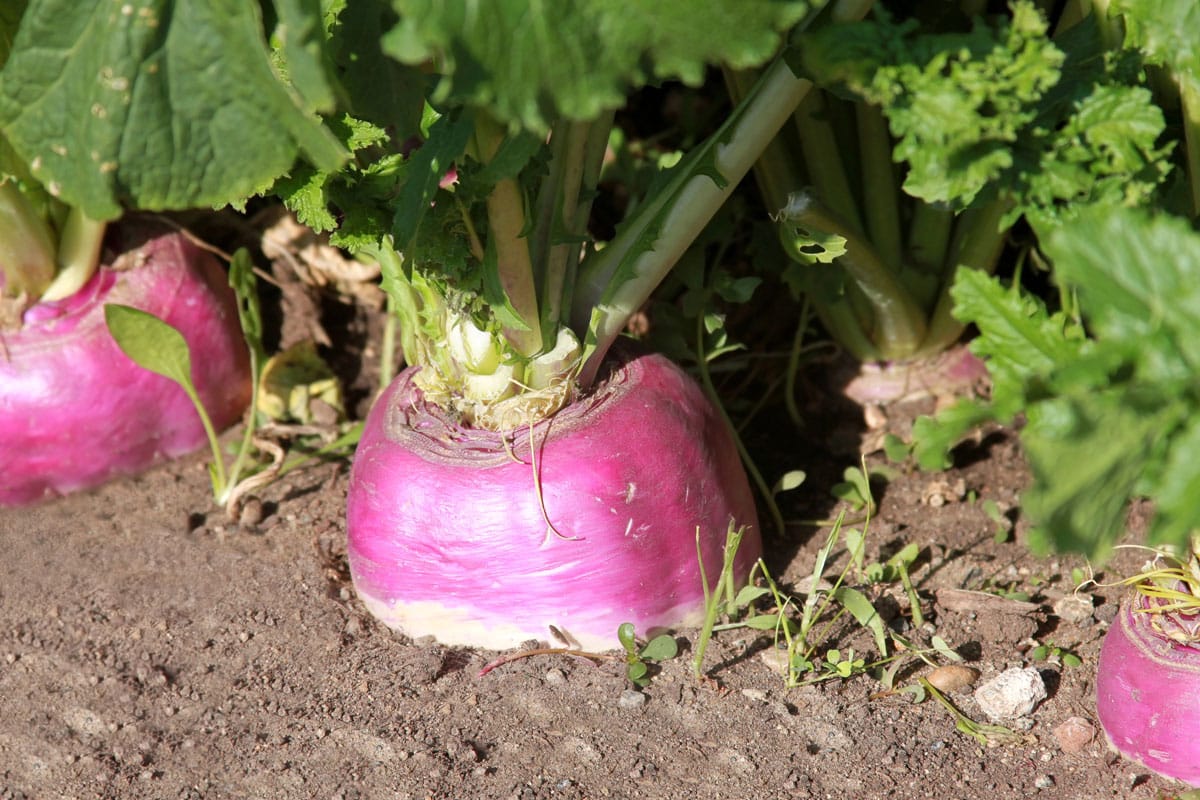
[837,343,990,406]
[346,345,761,651]
[0,227,251,506]
[1096,593,1200,786]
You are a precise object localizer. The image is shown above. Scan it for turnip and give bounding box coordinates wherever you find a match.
[0,225,250,506]
[347,344,760,650]
[1096,545,1200,787]
[1,1,845,647]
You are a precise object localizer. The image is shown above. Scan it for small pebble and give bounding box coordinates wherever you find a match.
[759,648,790,672]
[1034,775,1055,790]
[740,688,767,703]
[974,667,1047,720]
[926,665,980,693]
[617,689,646,709]
[544,668,566,686]
[1053,595,1095,625]
[1052,716,1096,753]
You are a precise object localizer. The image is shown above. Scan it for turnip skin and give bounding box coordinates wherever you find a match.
[0,229,251,506]
[346,345,761,650]
[1096,597,1200,787]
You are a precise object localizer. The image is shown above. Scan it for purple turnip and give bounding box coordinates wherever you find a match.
[1096,579,1200,787]
[0,228,251,506]
[346,344,761,650]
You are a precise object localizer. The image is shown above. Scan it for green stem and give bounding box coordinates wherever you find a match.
[380,294,398,389]
[906,201,955,274]
[696,313,786,539]
[856,103,902,271]
[793,90,864,237]
[572,57,816,387]
[723,67,805,214]
[0,180,57,298]
[902,201,955,313]
[782,193,927,360]
[476,115,543,357]
[536,115,611,339]
[784,299,811,430]
[1179,76,1200,219]
[40,210,106,302]
[917,199,1010,355]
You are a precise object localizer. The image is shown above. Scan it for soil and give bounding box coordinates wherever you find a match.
[0,225,1187,800]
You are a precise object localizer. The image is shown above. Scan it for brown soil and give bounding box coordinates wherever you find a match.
[1,386,1185,800]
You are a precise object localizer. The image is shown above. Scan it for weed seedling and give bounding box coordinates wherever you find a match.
[919,678,1031,746]
[1029,640,1083,668]
[618,622,679,687]
[478,623,676,686]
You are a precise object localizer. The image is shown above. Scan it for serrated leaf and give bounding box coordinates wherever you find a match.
[385,0,810,132]
[950,268,1083,399]
[1021,390,1179,559]
[1042,207,1200,381]
[392,109,474,249]
[1112,0,1200,89]
[0,0,347,219]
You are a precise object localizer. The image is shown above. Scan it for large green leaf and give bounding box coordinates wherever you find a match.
[1112,0,1200,89]
[0,0,346,219]
[1042,207,1200,381]
[384,0,810,131]
[1021,390,1178,559]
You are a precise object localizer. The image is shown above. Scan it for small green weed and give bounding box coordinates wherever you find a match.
[1029,640,1083,668]
[618,622,679,687]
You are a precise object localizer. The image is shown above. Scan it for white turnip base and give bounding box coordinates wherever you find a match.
[839,343,989,406]
[358,592,708,652]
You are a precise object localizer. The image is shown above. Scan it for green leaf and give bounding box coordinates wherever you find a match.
[0,1,27,67]
[882,434,911,464]
[1021,390,1178,559]
[732,584,770,608]
[768,470,806,494]
[384,0,810,132]
[639,634,678,662]
[228,249,265,370]
[104,302,229,494]
[744,614,784,631]
[950,268,1084,404]
[392,109,475,249]
[1112,0,1200,89]
[1043,207,1200,381]
[802,1,1063,207]
[617,621,637,655]
[626,660,648,685]
[0,0,347,219]
[104,303,196,390]
[272,0,337,112]
[832,586,888,657]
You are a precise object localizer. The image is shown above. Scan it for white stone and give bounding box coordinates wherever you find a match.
[973,667,1047,720]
